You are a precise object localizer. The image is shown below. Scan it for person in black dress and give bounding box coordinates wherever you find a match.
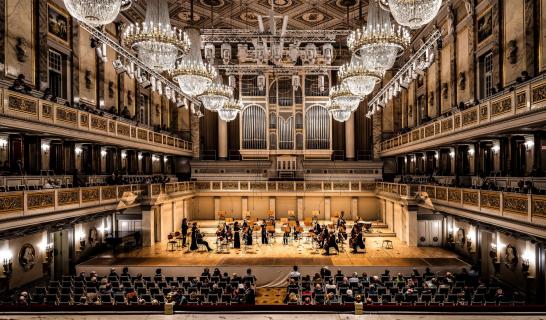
[181,218,189,247]
[190,222,212,251]
[261,220,268,244]
[233,221,241,249]
[351,229,366,254]
[244,225,253,246]
[323,230,339,255]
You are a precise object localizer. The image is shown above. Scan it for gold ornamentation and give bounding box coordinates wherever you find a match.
[425,125,434,137]
[441,119,453,131]
[212,182,221,190]
[425,186,435,198]
[109,121,115,132]
[334,182,349,191]
[91,116,107,131]
[0,194,24,213]
[56,107,77,124]
[296,182,305,191]
[80,114,89,126]
[463,190,479,206]
[462,109,477,126]
[101,187,116,200]
[503,194,528,215]
[449,189,461,202]
[154,133,162,144]
[250,182,266,190]
[223,182,239,190]
[412,130,420,141]
[480,192,500,210]
[351,182,359,190]
[279,182,293,191]
[82,188,99,202]
[27,192,54,210]
[532,196,546,218]
[480,105,488,120]
[491,97,512,116]
[151,184,161,195]
[436,187,447,200]
[268,182,277,191]
[323,182,332,190]
[42,104,53,119]
[8,95,37,115]
[454,115,461,129]
[516,92,527,109]
[165,184,175,194]
[196,182,210,190]
[400,185,408,195]
[531,83,546,104]
[131,128,137,138]
[58,190,79,205]
[118,185,131,197]
[117,124,130,137]
[138,129,148,140]
[167,137,174,146]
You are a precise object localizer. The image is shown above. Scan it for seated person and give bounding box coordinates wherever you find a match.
[9,74,31,94]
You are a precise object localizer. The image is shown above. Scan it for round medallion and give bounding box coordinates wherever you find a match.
[200,0,225,7]
[302,11,325,23]
[336,0,358,9]
[19,243,36,271]
[178,11,202,22]
[240,11,258,23]
[268,0,293,8]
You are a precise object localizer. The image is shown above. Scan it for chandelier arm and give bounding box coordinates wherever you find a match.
[367,29,441,114]
[79,22,201,107]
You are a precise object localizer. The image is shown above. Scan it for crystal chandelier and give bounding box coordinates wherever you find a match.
[64,0,122,26]
[218,99,243,122]
[329,85,362,112]
[169,29,216,97]
[339,56,383,97]
[379,0,442,30]
[123,0,190,72]
[199,83,234,111]
[327,102,352,122]
[347,0,410,73]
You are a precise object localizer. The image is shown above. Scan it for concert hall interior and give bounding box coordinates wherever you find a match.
[1,0,546,316]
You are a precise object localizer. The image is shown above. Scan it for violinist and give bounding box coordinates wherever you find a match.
[261,220,268,244]
[224,222,232,242]
[181,218,189,247]
[337,224,347,244]
[319,225,329,248]
[351,226,366,254]
[243,224,253,246]
[293,220,301,240]
[323,229,339,255]
[337,211,346,228]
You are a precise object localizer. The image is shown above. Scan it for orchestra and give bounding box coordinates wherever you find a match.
[181,212,372,255]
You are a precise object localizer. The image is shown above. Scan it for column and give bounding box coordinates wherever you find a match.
[141,206,155,247]
[218,118,228,160]
[324,197,331,221]
[404,205,419,247]
[351,197,358,220]
[345,113,355,160]
[297,197,304,221]
[214,197,221,220]
[242,197,248,218]
[269,197,276,218]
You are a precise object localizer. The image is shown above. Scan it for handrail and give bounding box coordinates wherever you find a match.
[379,74,546,153]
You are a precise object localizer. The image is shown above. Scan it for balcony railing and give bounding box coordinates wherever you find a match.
[195,181,377,193]
[377,182,546,227]
[0,181,195,220]
[0,89,192,153]
[379,76,546,153]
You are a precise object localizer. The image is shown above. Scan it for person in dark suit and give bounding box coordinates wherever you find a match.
[244,282,255,304]
[181,218,189,247]
[261,220,268,244]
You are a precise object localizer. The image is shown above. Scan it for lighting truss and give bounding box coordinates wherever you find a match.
[200,29,350,44]
[79,22,201,108]
[220,64,338,76]
[367,29,442,117]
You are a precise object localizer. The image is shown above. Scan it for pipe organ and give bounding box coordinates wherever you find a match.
[305,105,330,150]
[242,105,267,150]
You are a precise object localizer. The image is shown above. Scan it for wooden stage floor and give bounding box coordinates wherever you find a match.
[80,236,467,268]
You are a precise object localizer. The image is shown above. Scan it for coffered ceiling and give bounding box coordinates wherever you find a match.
[123,0,366,31]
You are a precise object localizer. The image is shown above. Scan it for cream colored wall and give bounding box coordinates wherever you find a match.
[456,27,470,102]
[220,196,242,218]
[303,197,325,220]
[1,231,47,289]
[246,196,270,219]
[358,197,379,220]
[194,196,214,220]
[385,200,394,233]
[275,197,297,218]
[330,197,352,219]
[160,202,174,241]
[78,27,96,105]
[503,0,525,86]
[5,0,35,87]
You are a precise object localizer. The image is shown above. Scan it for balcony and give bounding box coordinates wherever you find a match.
[379,76,546,156]
[0,89,192,156]
[377,182,546,235]
[195,180,377,194]
[0,182,195,225]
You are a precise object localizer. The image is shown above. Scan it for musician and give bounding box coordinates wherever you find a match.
[320,225,329,248]
[233,221,241,249]
[190,222,212,252]
[293,220,301,240]
[337,224,347,244]
[261,220,268,244]
[242,219,249,229]
[224,223,232,241]
[351,227,366,254]
[337,211,346,228]
[323,230,339,255]
[243,225,253,245]
[181,218,189,247]
[312,222,322,235]
[282,224,290,245]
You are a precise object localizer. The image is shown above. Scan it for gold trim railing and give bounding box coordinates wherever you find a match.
[1,89,192,152]
[195,181,377,193]
[379,76,546,153]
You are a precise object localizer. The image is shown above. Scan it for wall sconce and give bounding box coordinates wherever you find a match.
[449,151,455,158]
[521,259,530,277]
[466,236,472,251]
[138,153,143,160]
[2,258,13,278]
[0,138,7,150]
[75,147,83,156]
[163,156,168,163]
[524,140,534,150]
[434,152,439,160]
[121,151,127,160]
[79,237,86,250]
[41,143,50,154]
[491,145,500,153]
[45,243,54,264]
[152,155,159,162]
[468,147,475,156]
[100,150,107,158]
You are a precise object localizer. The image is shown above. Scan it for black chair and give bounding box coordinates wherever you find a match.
[141,294,152,304]
[434,294,445,303]
[114,294,126,305]
[421,293,432,303]
[59,294,71,305]
[45,294,58,305]
[31,294,44,305]
[221,294,231,304]
[34,287,46,295]
[381,294,391,303]
[100,294,113,305]
[154,294,165,304]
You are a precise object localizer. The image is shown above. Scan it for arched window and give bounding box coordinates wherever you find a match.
[305,104,330,149]
[242,104,267,149]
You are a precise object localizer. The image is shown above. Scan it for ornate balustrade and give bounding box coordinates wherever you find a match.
[195,180,377,193]
[0,89,192,154]
[0,181,195,220]
[379,76,546,154]
[376,182,546,227]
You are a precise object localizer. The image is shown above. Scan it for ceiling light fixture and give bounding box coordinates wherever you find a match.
[339,56,383,97]
[379,0,442,30]
[218,99,243,122]
[64,0,123,26]
[199,83,234,111]
[329,84,362,112]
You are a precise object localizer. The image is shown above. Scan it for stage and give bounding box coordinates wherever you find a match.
[77,220,468,287]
